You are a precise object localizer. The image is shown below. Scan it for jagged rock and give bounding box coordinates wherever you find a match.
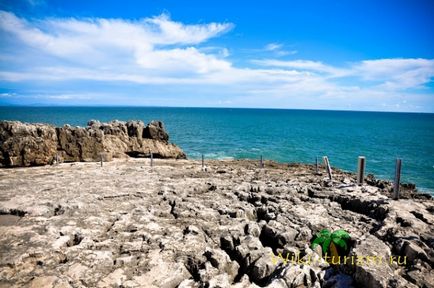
[245,222,261,237]
[0,120,186,167]
[57,125,104,162]
[0,121,58,166]
[235,236,264,267]
[351,234,417,288]
[143,120,169,143]
[131,250,191,287]
[126,120,144,139]
[271,265,320,288]
[203,248,239,281]
[249,248,276,284]
[400,240,430,263]
[0,159,432,287]
[406,269,434,288]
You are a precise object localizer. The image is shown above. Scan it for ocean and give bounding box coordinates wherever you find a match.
[1,106,433,193]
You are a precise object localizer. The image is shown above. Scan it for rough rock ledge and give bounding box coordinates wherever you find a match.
[0,120,186,167]
[0,159,432,287]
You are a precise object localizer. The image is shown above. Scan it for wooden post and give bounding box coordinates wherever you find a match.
[56,153,59,165]
[201,154,204,170]
[150,152,154,167]
[100,153,103,167]
[323,156,332,180]
[260,155,263,168]
[315,157,319,174]
[393,159,402,200]
[357,156,366,185]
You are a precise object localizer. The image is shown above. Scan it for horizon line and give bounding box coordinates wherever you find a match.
[0,104,433,115]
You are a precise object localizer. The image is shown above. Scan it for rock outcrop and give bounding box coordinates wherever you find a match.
[0,120,186,167]
[0,160,432,287]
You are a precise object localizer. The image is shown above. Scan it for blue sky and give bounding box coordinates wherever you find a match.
[0,0,433,111]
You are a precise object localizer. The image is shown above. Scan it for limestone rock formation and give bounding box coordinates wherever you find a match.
[1,160,431,287]
[0,120,186,167]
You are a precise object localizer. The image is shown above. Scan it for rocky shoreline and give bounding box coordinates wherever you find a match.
[0,120,186,167]
[0,158,433,287]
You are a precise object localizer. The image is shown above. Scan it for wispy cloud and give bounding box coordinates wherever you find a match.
[264,42,297,56]
[353,58,434,90]
[0,11,433,111]
[252,59,348,77]
[265,43,282,51]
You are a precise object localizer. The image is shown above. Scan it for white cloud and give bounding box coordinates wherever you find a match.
[0,11,233,72]
[252,59,348,77]
[253,58,434,89]
[264,43,297,56]
[353,58,434,89]
[0,92,16,98]
[265,43,282,51]
[0,11,433,111]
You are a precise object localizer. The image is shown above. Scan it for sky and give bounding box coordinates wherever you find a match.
[0,0,433,112]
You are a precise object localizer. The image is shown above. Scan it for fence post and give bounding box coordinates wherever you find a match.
[201,154,204,171]
[260,155,264,168]
[100,153,103,167]
[150,152,154,167]
[315,157,319,174]
[357,156,366,185]
[323,156,332,180]
[393,159,402,200]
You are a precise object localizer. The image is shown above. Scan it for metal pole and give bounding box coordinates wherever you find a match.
[323,156,332,180]
[260,155,263,168]
[100,153,103,167]
[201,154,204,170]
[357,156,366,185]
[393,159,402,200]
[315,157,319,174]
[150,152,153,167]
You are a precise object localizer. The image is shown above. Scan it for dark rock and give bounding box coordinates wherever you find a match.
[143,120,169,143]
[126,120,144,138]
[248,248,276,284]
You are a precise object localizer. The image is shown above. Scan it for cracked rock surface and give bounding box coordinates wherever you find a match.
[0,159,433,287]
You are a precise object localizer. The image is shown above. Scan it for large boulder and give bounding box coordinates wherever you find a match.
[0,121,58,166]
[0,120,186,167]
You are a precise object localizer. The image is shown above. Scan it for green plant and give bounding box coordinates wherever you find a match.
[311,229,351,257]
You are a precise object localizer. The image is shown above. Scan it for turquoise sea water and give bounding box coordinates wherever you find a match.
[1,107,433,193]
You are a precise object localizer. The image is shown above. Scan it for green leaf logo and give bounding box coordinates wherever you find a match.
[311,229,351,257]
